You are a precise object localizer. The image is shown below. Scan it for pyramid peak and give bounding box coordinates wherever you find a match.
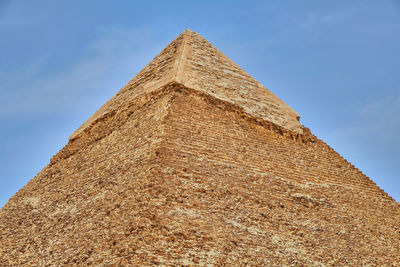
[2,30,400,266]
[175,29,196,39]
[69,30,303,140]
[183,28,194,33]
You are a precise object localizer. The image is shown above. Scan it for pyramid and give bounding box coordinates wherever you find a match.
[1,30,399,265]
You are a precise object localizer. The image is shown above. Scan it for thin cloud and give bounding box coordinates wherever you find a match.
[298,9,355,31]
[333,96,400,151]
[0,26,156,120]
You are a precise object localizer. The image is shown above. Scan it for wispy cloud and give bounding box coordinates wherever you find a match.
[333,95,400,151]
[0,26,156,120]
[298,8,355,31]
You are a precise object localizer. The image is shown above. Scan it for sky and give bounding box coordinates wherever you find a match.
[0,0,399,208]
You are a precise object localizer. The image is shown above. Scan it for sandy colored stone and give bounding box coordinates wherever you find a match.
[70,29,302,140]
[1,30,399,266]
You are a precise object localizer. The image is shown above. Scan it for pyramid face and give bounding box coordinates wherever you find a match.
[1,30,399,265]
[70,29,302,140]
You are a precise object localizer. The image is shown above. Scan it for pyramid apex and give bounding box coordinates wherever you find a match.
[70,29,303,140]
[2,29,400,265]
[180,29,198,37]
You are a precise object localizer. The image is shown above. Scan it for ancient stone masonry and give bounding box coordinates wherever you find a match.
[1,30,399,265]
[70,29,302,140]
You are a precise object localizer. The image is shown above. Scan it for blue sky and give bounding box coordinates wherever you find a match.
[0,0,399,207]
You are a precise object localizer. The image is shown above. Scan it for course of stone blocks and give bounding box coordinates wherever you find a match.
[1,30,399,265]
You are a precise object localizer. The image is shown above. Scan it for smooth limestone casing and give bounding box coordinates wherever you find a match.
[1,30,400,265]
[70,29,302,140]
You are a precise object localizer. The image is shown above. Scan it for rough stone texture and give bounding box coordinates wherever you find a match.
[70,29,301,140]
[175,30,301,134]
[1,31,400,265]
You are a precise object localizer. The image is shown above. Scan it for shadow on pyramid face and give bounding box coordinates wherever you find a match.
[70,29,303,141]
[1,30,399,266]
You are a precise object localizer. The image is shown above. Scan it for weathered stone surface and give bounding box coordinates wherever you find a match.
[70,29,302,140]
[1,30,399,265]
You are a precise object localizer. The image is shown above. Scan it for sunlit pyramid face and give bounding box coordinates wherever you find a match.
[1,30,399,266]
